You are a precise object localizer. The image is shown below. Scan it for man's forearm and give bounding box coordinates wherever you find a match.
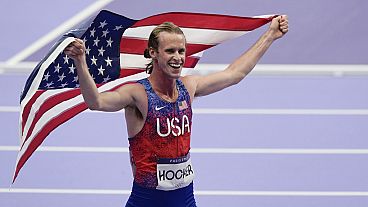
[226,15,288,84]
[74,58,102,109]
[226,30,275,83]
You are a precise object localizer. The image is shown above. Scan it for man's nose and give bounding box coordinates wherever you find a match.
[173,51,182,60]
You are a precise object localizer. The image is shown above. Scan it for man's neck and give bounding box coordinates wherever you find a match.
[148,72,178,101]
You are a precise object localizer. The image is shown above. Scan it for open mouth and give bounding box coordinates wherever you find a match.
[168,63,182,69]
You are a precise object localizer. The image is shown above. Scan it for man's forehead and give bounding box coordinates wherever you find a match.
[158,32,186,42]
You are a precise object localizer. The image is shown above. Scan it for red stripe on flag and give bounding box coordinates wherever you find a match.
[132,12,273,31]
[21,90,45,135]
[184,57,200,68]
[119,69,145,78]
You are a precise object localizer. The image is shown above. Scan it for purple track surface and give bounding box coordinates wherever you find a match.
[1,0,368,206]
[1,73,368,207]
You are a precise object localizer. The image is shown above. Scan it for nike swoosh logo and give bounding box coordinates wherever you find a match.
[155,105,166,111]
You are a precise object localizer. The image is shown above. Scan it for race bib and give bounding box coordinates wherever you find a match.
[156,153,195,191]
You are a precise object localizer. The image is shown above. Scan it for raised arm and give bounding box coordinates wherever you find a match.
[64,39,136,112]
[188,15,288,97]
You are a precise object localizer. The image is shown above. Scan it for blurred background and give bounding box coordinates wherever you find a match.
[1,0,367,207]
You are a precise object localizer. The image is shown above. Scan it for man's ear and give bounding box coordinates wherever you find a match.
[149,47,156,59]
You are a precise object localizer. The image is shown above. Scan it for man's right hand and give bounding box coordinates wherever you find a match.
[64,38,86,63]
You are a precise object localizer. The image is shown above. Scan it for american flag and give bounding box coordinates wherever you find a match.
[14,10,273,183]
[179,100,189,111]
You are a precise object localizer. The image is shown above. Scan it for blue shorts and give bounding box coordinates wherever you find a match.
[125,182,197,207]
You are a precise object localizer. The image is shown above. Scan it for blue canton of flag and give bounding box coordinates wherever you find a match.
[21,11,137,101]
[39,12,136,90]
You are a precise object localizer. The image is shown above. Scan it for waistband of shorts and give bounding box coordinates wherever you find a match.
[132,181,194,193]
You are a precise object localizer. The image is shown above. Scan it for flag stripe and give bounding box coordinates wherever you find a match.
[119,68,145,78]
[131,12,273,31]
[21,90,45,135]
[185,58,200,69]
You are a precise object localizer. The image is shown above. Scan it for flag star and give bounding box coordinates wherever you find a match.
[58,73,66,82]
[63,55,70,64]
[91,74,96,80]
[69,64,76,74]
[98,65,105,76]
[114,25,123,31]
[98,46,105,56]
[73,76,79,83]
[85,46,91,55]
[54,63,62,73]
[102,29,109,37]
[90,28,96,37]
[106,37,113,47]
[93,37,100,46]
[99,20,108,28]
[82,37,87,44]
[103,75,111,83]
[75,84,80,88]
[105,57,112,67]
[91,56,98,65]
[60,83,68,87]
[43,72,50,81]
[46,81,54,88]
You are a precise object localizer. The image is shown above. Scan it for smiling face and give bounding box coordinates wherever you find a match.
[150,31,186,79]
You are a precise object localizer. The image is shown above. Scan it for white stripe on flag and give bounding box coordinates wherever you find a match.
[120,54,150,69]
[191,51,204,58]
[120,53,203,69]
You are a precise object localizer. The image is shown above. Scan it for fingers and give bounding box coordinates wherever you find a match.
[64,39,85,58]
[278,15,289,34]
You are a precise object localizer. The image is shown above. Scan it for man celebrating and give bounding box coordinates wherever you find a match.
[64,15,288,207]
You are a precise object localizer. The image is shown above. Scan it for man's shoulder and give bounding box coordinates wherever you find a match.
[115,81,146,96]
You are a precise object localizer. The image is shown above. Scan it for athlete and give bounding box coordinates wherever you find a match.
[64,15,288,207]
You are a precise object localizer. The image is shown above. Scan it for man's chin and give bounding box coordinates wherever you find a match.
[170,73,181,79]
[170,69,182,78]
